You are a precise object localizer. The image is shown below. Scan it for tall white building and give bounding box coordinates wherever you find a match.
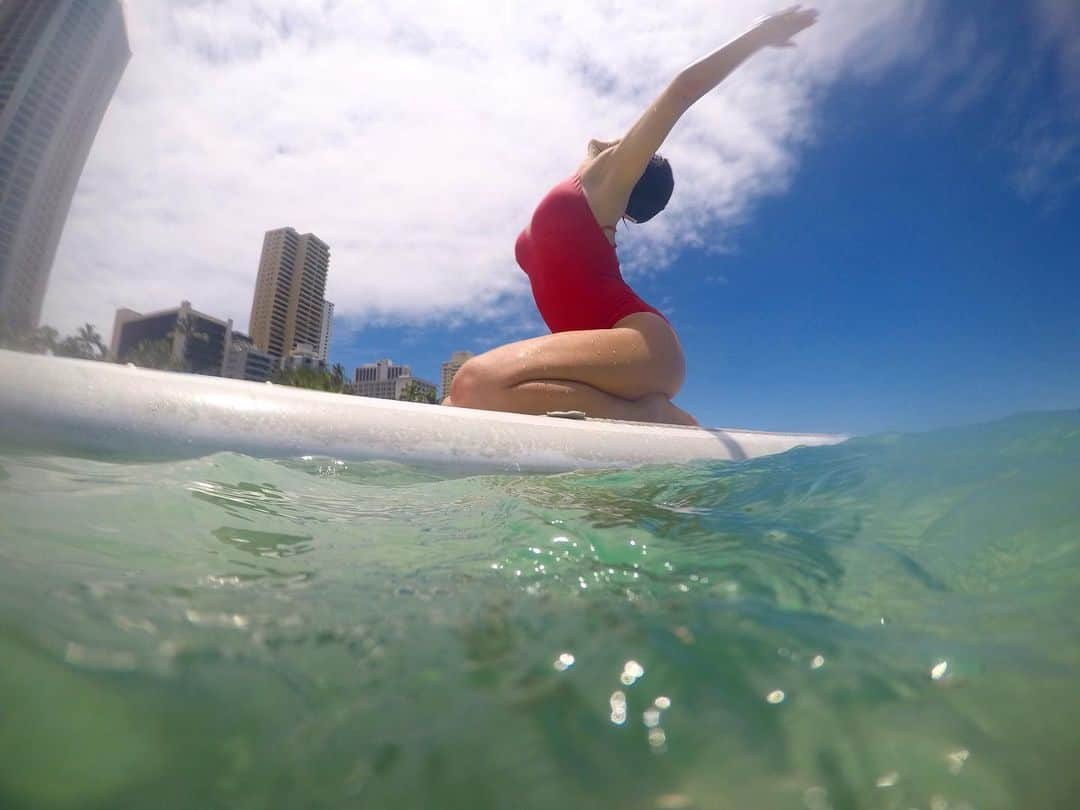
[283,341,325,373]
[354,358,410,398]
[318,299,333,363]
[441,350,473,399]
[353,358,436,402]
[0,0,131,330]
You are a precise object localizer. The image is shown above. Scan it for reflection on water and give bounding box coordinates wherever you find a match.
[0,412,1078,808]
[212,526,315,559]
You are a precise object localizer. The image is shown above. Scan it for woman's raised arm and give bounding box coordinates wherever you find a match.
[603,6,819,194]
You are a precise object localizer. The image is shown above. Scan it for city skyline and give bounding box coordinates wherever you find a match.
[95,217,472,394]
[102,289,468,396]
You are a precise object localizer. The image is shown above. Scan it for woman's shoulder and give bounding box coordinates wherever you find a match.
[577,154,610,185]
[576,154,628,231]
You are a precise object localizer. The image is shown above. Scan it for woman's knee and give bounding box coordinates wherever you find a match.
[449,357,501,408]
[614,313,686,398]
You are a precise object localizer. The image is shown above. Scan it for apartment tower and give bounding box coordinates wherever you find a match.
[317,299,333,363]
[441,350,473,400]
[249,227,330,361]
[0,0,131,330]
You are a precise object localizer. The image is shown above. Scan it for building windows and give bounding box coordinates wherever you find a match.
[0,0,130,330]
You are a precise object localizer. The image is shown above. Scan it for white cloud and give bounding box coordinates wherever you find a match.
[902,0,1079,207]
[44,0,932,336]
[1012,0,1080,205]
[1034,0,1080,98]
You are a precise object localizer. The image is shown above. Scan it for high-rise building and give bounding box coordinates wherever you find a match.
[109,300,232,375]
[355,359,411,383]
[353,358,436,401]
[317,299,333,363]
[249,227,330,362]
[441,350,473,400]
[0,0,131,331]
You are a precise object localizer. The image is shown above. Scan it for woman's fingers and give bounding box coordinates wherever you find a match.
[787,8,819,28]
[757,6,819,47]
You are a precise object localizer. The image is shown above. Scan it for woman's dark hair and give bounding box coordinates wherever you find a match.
[625,154,673,223]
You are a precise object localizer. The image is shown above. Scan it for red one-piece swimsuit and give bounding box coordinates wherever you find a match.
[515,171,665,333]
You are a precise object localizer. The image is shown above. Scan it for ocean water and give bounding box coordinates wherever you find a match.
[0,412,1078,810]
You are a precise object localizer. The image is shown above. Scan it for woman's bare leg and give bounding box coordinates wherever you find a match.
[453,313,685,401]
[449,382,694,425]
[503,380,697,424]
[448,313,698,425]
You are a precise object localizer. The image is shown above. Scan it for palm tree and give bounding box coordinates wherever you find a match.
[272,366,346,393]
[159,311,214,372]
[76,323,106,359]
[127,339,188,371]
[331,363,345,388]
[400,379,436,404]
[54,323,105,360]
[171,312,207,347]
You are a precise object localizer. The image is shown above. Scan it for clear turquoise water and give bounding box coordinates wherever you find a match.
[1,411,1078,809]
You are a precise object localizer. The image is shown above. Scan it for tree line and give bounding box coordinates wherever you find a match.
[1,317,198,371]
[0,321,107,361]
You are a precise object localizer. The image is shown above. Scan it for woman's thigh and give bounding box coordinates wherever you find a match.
[460,312,685,400]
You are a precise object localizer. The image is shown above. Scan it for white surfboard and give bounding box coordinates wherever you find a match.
[0,350,846,473]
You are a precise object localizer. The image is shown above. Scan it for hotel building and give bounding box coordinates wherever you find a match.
[354,358,436,402]
[222,332,274,383]
[317,299,333,363]
[249,227,329,363]
[441,350,473,400]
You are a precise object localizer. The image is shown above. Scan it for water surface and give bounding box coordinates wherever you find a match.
[1,411,1078,809]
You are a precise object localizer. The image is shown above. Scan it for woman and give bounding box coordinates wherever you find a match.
[447,6,819,426]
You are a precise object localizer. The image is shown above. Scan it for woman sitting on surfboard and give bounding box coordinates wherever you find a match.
[446,6,818,426]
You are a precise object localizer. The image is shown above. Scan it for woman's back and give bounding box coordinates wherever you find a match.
[515,172,661,333]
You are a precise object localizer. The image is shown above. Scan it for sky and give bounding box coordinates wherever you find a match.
[43,0,1079,435]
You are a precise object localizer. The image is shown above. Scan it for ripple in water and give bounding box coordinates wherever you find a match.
[0,411,1078,808]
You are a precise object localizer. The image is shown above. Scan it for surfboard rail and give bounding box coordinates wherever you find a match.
[0,350,847,472]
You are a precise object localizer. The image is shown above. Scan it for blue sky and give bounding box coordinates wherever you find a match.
[329,2,1079,435]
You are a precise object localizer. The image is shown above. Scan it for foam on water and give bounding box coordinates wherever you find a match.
[1,411,1078,809]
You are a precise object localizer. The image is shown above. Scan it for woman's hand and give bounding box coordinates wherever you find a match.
[752,5,819,49]
[662,5,819,126]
